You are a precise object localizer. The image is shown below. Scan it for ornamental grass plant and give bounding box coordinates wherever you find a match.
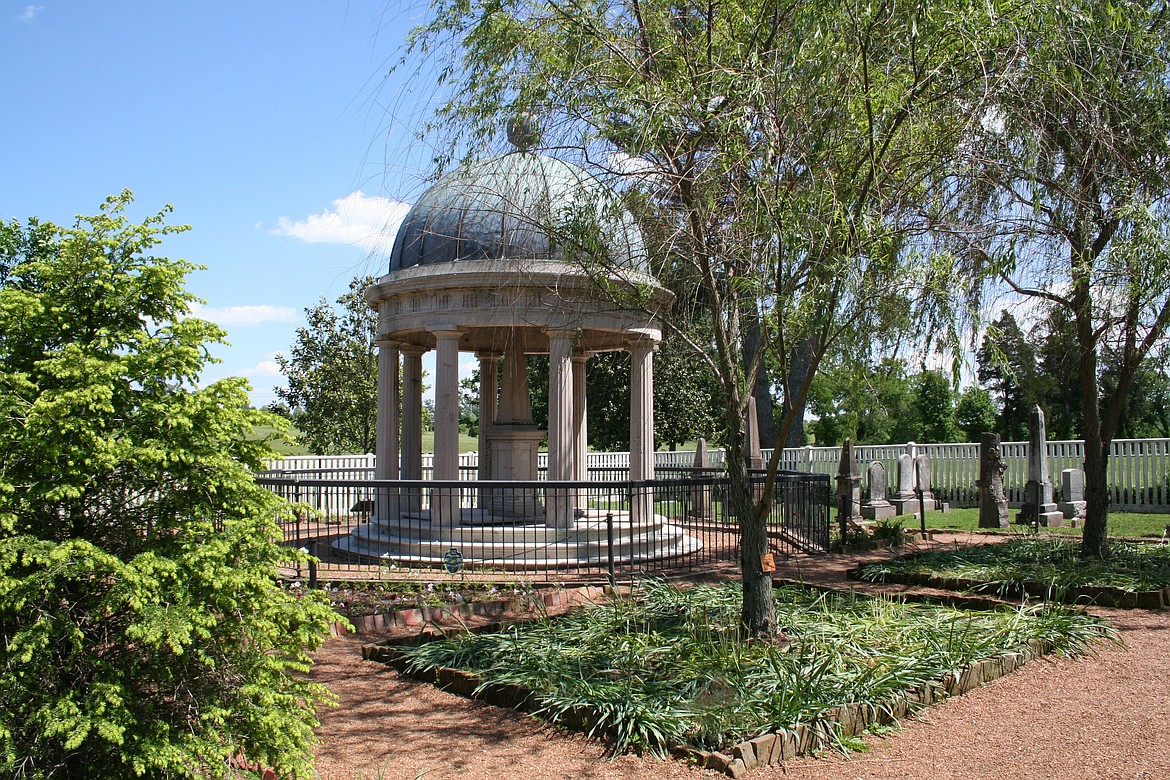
[397,581,1114,755]
[856,537,1170,594]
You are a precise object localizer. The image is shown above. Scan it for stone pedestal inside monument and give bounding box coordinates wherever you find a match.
[482,424,546,522]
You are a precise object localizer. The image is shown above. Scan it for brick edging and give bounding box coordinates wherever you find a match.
[333,585,609,636]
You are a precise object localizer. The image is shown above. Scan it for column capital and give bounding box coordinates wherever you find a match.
[432,327,463,341]
[545,327,578,340]
[476,350,502,361]
[571,351,592,363]
[625,332,661,351]
[374,337,399,349]
[400,343,428,357]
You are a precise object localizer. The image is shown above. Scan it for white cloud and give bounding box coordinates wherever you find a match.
[237,358,283,379]
[191,303,299,327]
[16,5,44,23]
[271,191,411,253]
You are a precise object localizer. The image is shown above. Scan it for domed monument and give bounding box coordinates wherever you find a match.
[332,120,700,567]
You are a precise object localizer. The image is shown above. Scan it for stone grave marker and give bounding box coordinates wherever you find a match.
[861,460,896,520]
[977,432,1010,528]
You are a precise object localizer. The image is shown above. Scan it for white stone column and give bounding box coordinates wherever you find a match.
[375,339,400,481]
[629,337,656,482]
[571,353,589,481]
[401,345,425,513]
[546,329,575,528]
[374,338,400,523]
[477,352,499,481]
[571,352,589,513]
[432,329,462,526]
[629,336,657,524]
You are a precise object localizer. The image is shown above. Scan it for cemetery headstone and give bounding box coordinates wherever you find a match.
[977,432,1010,528]
[745,397,765,470]
[836,438,863,530]
[1057,468,1088,521]
[689,438,714,520]
[914,454,937,513]
[891,452,918,516]
[1018,405,1064,527]
[861,460,896,520]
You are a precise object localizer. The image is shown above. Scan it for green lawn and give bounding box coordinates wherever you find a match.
[924,506,1170,540]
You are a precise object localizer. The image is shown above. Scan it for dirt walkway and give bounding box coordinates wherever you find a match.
[311,533,1170,780]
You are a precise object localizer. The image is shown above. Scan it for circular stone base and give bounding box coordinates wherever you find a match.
[331,507,702,570]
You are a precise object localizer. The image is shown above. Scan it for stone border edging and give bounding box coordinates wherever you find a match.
[362,582,1056,777]
[672,636,1053,778]
[333,585,608,636]
[847,561,1170,610]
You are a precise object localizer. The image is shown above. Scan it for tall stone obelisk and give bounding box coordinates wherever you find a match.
[1018,406,1064,528]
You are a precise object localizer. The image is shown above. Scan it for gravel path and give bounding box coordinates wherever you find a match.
[311,533,1170,780]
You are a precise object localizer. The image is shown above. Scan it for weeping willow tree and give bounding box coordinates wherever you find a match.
[398,0,1000,634]
[951,0,1170,560]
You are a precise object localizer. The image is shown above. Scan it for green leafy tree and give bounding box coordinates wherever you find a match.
[808,358,913,445]
[274,275,378,454]
[1101,348,1170,439]
[976,310,1041,439]
[959,0,1170,557]
[405,0,994,634]
[525,332,722,452]
[909,370,957,443]
[954,386,997,442]
[0,193,340,779]
[460,373,480,436]
[1032,306,1084,440]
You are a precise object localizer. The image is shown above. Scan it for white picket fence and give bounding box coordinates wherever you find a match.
[264,437,1170,513]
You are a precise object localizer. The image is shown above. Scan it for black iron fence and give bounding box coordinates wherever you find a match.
[258,471,830,581]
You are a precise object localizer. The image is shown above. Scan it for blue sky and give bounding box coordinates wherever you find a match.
[1,1,456,406]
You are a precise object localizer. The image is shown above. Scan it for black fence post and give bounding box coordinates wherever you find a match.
[606,511,616,590]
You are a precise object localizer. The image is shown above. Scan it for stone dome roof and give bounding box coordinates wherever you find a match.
[389,152,648,273]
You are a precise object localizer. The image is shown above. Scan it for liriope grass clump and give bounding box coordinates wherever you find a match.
[397,581,1115,755]
[857,537,1170,595]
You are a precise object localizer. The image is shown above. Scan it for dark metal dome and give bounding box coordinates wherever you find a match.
[389,152,647,273]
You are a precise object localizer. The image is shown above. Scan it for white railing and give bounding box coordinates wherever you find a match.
[263,437,1170,513]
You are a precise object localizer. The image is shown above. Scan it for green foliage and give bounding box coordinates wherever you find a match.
[871,517,907,547]
[910,371,957,444]
[809,361,967,445]
[274,275,379,455]
[398,581,1115,755]
[403,0,1017,632]
[956,0,1170,557]
[857,538,1170,594]
[954,387,997,442]
[976,310,1041,441]
[0,193,340,779]
[525,331,722,452]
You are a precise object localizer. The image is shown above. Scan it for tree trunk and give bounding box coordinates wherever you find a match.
[1081,435,1110,559]
[1072,237,1109,559]
[726,396,777,637]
